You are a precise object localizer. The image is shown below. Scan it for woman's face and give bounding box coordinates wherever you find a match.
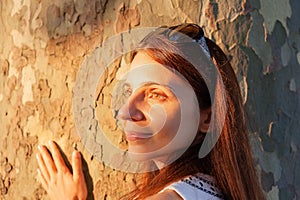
[117,52,200,161]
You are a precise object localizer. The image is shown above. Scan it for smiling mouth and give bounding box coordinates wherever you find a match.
[125,131,153,142]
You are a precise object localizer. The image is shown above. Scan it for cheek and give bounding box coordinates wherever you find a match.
[173,96,200,141]
[155,103,181,136]
[146,104,168,133]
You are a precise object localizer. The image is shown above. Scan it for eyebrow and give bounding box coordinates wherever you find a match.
[123,81,175,92]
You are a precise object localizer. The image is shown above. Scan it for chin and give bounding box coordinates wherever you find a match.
[127,149,154,161]
[127,146,184,167]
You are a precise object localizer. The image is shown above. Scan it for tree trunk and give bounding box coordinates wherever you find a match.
[0,0,299,199]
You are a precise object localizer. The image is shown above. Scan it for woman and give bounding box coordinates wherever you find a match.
[36,23,265,199]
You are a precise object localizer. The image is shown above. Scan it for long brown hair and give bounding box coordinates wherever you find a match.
[121,24,265,200]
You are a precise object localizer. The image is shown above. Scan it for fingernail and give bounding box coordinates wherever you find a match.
[72,150,80,158]
[36,153,39,159]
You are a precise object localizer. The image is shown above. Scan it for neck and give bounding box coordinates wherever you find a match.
[152,150,183,169]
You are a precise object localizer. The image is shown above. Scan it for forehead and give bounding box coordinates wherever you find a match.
[126,52,188,90]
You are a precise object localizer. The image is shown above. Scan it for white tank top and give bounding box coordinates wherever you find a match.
[160,173,224,200]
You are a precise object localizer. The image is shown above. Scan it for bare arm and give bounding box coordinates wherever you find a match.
[36,140,87,200]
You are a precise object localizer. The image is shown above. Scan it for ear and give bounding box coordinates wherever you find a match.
[199,107,211,133]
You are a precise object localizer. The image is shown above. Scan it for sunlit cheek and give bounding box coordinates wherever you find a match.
[150,104,181,137]
[146,104,168,135]
[176,98,199,142]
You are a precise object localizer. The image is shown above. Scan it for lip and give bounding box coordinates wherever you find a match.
[125,131,153,142]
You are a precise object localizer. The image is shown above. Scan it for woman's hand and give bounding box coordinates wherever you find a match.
[36,140,88,200]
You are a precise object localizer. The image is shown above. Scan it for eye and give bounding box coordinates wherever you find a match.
[147,90,167,101]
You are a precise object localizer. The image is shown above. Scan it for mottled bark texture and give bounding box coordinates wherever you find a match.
[0,0,299,199]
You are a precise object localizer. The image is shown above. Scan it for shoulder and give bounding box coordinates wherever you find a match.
[159,173,224,200]
[182,173,224,198]
[146,189,183,200]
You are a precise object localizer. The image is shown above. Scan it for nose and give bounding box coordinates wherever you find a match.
[117,91,145,122]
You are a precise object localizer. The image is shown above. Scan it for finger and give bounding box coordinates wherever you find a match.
[48,140,69,173]
[36,152,50,181]
[38,145,57,176]
[37,168,49,191]
[72,150,84,181]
